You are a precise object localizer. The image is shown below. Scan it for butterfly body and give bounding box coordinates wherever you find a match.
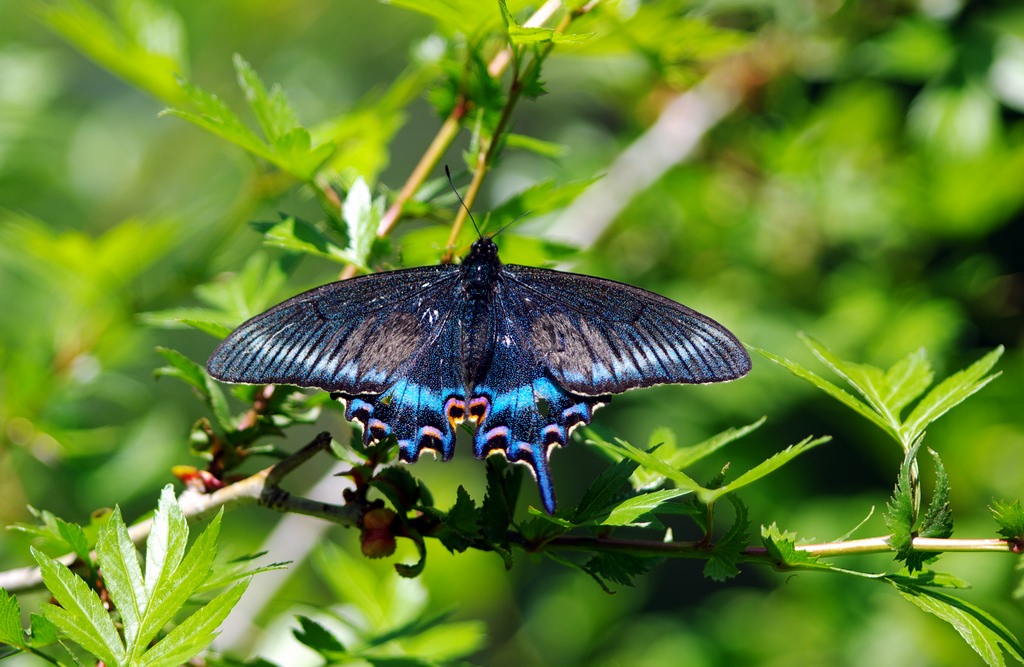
[208,238,751,513]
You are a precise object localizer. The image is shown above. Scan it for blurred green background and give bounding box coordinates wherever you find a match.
[1,0,1022,665]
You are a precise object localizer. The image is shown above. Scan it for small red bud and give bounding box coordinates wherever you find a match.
[360,508,397,559]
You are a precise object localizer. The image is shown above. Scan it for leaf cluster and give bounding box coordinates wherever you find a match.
[3,487,267,666]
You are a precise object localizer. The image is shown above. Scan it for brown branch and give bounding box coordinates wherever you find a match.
[0,432,362,594]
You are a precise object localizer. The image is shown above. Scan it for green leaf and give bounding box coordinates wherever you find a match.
[480,458,521,567]
[162,56,332,181]
[0,589,25,648]
[154,347,231,429]
[435,486,481,553]
[583,430,706,495]
[504,133,568,158]
[56,516,91,563]
[671,418,767,471]
[583,552,653,588]
[893,581,1024,667]
[39,0,188,105]
[596,489,692,528]
[386,0,507,35]
[704,494,751,582]
[761,523,822,568]
[752,344,898,439]
[498,0,593,45]
[704,435,831,503]
[341,178,383,270]
[919,449,953,539]
[34,546,126,667]
[571,456,641,524]
[901,346,1003,444]
[96,506,146,650]
[293,615,347,657]
[991,500,1024,542]
[885,440,921,566]
[257,216,351,265]
[180,319,235,339]
[28,613,59,647]
[136,579,249,667]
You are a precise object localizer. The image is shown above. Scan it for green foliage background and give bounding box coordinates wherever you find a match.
[1,0,1023,665]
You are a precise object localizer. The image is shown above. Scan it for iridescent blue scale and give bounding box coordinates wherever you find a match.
[207,237,750,514]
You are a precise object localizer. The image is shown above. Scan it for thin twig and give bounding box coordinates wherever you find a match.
[0,432,360,594]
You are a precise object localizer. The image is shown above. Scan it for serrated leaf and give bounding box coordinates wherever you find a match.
[991,500,1024,541]
[136,579,249,667]
[752,345,898,441]
[893,581,1024,667]
[583,552,652,588]
[40,0,188,105]
[919,449,953,539]
[371,466,425,512]
[761,523,821,567]
[597,489,692,527]
[498,0,593,45]
[504,133,568,158]
[386,0,507,35]
[435,486,481,553]
[901,346,1003,444]
[480,459,520,567]
[571,456,641,524]
[234,54,299,147]
[801,334,906,431]
[885,440,921,566]
[704,494,751,581]
[257,216,351,264]
[96,506,146,649]
[669,418,766,472]
[0,589,25,647]
[33,546,126,666]
[56,517,90,563]
[154,347,231,429]
[135,512,222,653]
[704,436,831,503]
[883,349,935,415]
[583,431,705,495]
[180,319,235,339]
[293,616,346,657]
[341,178,381,269]
[28,613,59,647]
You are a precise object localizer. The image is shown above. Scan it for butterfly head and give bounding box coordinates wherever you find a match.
[461,237,502,293]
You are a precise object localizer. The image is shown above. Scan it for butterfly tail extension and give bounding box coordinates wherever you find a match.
[336,381,463,462]
[472,377,609,514]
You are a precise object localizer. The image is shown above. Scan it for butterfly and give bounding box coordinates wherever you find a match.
[207,236,751,514]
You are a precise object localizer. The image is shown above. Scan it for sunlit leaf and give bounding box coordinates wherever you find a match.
[704,436,831,503]
[894,582,1024,667]
[34,546,126,666]
[901,346,1003,444]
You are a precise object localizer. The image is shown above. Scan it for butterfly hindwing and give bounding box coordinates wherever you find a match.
[338,305,466,462]
[208,265,460,394]
[502,265,751,395]
[466,279,609,513]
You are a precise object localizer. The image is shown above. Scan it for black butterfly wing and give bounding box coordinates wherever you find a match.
[207,265,461,394]
[208,264,471,461]
[502,265,751,395]
[466,278,610,514]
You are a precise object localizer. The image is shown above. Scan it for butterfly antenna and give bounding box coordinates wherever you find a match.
[445,165,482,240]
[492,212,529,240]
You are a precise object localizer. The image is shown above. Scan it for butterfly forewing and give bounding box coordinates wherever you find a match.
[502,265,751,395]
[208,265,460,394]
